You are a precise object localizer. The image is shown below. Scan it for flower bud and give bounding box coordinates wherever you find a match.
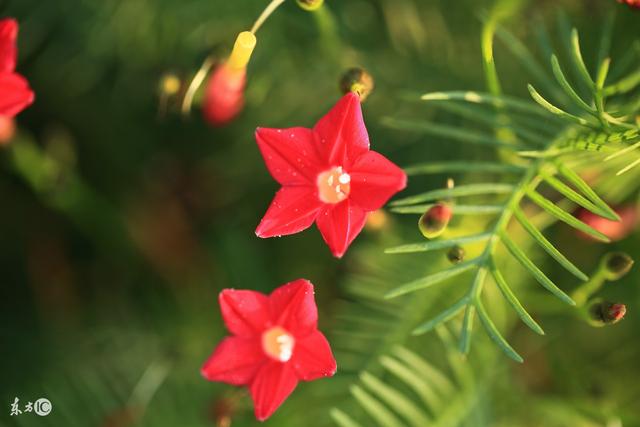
[588,300,627,326]
[601,252,634,281]
[418,202,452,239]
[203,31,256,126]
[296,0,324,11]
[158,73,182,97]
[340,67,374,102]
[447,245,465,264]
[0,116,16,145]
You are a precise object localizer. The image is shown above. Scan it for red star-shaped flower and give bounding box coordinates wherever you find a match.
[255,93,407,257]
[0,18,34,118]
[201,279,337,421]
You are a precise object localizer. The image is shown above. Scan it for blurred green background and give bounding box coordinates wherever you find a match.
[1,0,639,426]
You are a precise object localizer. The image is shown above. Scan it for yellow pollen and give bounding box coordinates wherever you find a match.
[261,326,295,362]
[317,167,351,204]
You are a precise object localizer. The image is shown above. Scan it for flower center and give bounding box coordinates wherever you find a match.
[261,326,295,362]
[317,166,351,204]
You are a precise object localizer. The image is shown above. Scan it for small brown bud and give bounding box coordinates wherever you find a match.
[589,301,627,325]
[602,252,634,281]
[296,0,324,11]
[418,202,452,239]
[340,67,375,102]
[447,245,465,264]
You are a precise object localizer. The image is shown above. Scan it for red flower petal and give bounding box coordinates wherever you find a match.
[249,361,299,421]
[316,200,367,258]
[255,186,323,238]
[256,127,323,186]
[0,18,18,73]
[313,93,369,165]
[291,330,337,381]
[201,336,265,385]
[202,65,246,126]
[349,151,407,211]
[219,289,271,337]
[269,279,317,336]
[0,72,34,118]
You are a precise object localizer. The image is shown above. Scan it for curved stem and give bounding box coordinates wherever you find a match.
[251,0,287,34]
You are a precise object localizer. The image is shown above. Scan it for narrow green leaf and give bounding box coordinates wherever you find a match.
[604,140,640,162]
[390,204,503,215]
[527,84,597,129]
[360,372,431,427]
[526,189,611,242]
[500,233,576,305]
[385,260,478,299]
[616,158,640,176]
[489,261,545,335]
[331,409,364,427]
[513,207,588,281]
[404,161,525,175]
[386,232,492,254]
[604,68,640,96]
[476,299,524,363]
[458,304,476,355]
[392,346,455,397]
[550,55,594,114]
[556,163,620,220]
[350,385,404,427]
[379,355,443,412]
[391,183,515,207]
[382,117,518,148]
[412,297,469,335]
[570,29,595,88]
[544,174,616,221]
[419,91,553,117]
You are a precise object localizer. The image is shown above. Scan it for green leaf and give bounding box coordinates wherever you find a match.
[419,91,551,117]
[403,161,525,175]
[459,304,476,355]
[392,346,455,397]
[500,233,576,305]
[390,204,503,215]
[616,158,640,176]
[604,67,640,96]
[550,54,594,114]
[527,84,597,129]
[543,174,616,221]
[525,189,611,242]
[556,163,620,220]
[489,261,545,335]
[350,385,404,427]
[570,28,595,88]
[382,117,519,148]
[360,372,431,427]
[385,260,478,299]
[385,232,492,254]
[412,297,469,335]
[331,409,364,427]
[379,355,443,412]
[391,183,515,206]
[476,299,524,363]
[513,206,588,281]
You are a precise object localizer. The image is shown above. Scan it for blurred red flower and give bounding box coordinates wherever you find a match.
[577,205,638,241]
[255,93,407,257]
[202,63,246,126]
[201,279,336,421]
[0,18,34,118]
[617,0,640,8]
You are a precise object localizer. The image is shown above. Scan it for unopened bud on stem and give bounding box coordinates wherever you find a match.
[418,202,452,239]
[340,67,374,102]
[602,252,634,281]
[447,245,465,264]
[587,299,627,327]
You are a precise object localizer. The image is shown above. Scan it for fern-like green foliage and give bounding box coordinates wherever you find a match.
[381,12,640,363]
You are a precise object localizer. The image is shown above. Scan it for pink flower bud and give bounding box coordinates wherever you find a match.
[419,202,452,239]
[0,115,15,145]
[589,300,627,326]
[203,32,256,127]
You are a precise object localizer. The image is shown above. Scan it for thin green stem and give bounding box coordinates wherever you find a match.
[251,0,287,34]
